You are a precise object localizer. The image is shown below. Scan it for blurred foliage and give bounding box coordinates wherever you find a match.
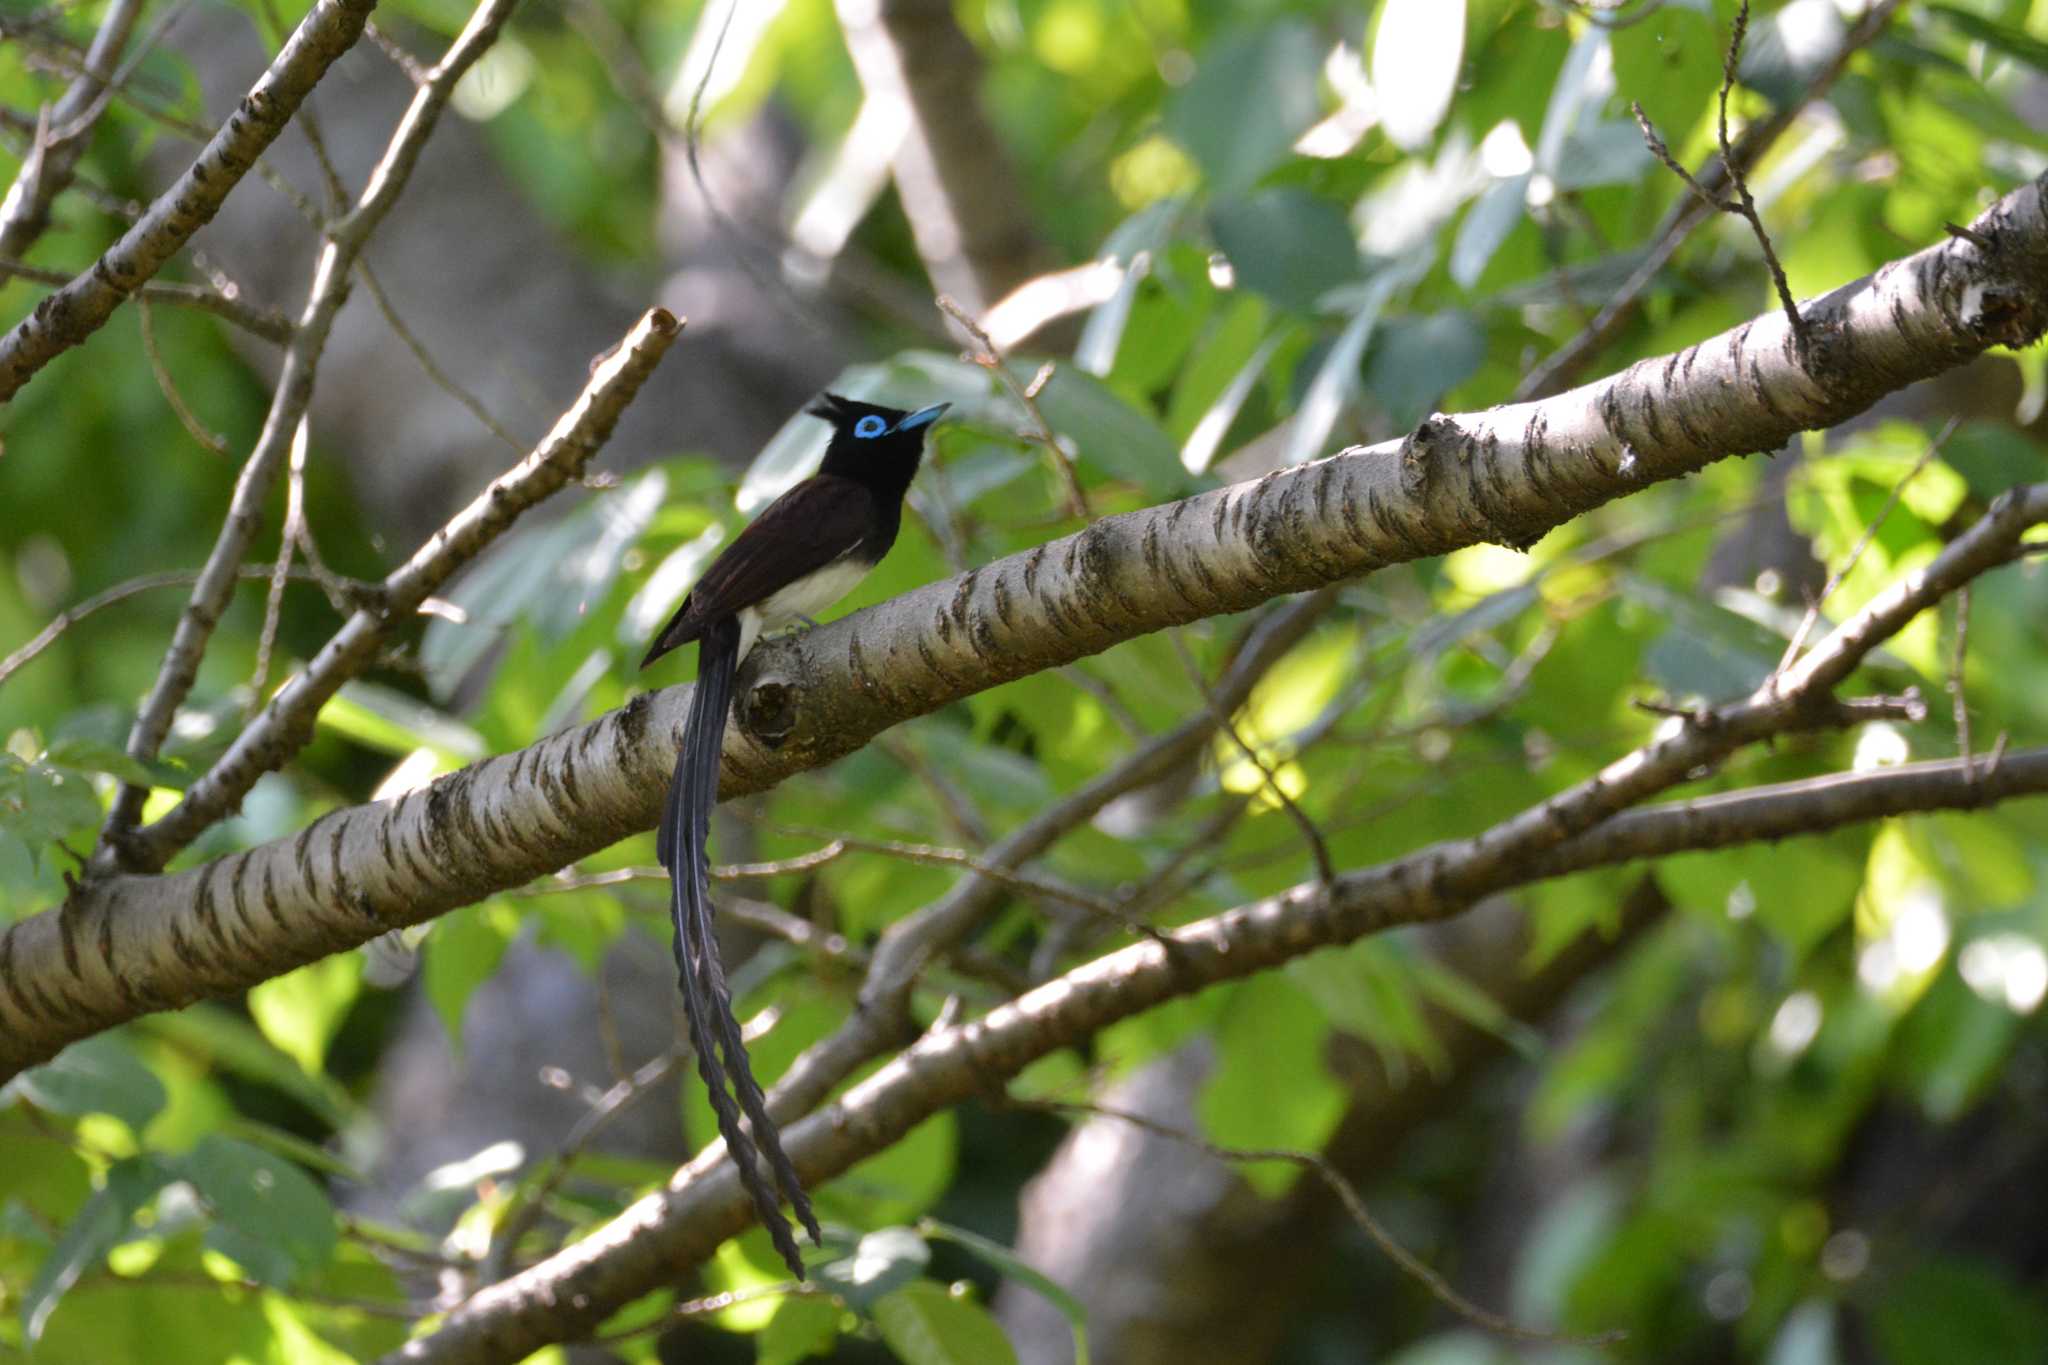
[4,0,2048,1360]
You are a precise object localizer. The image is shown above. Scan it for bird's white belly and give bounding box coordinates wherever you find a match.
[735,557,872,661]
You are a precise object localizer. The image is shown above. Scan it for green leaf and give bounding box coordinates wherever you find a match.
[872,1280,1019,1365]
[1450,173,1530,290]
[1929,4,2048,75]
[317,682,485,763]
[42,736,155,787]
[0,754,104,862]
[1361,312,1487,430]
[246,953,362,1075]
[1178,331,1285,475]
[5,1036,166,1132]
[1291,940,1445,1077]
[182,1135,337,1287]
[758,1292,843,1364]
[136,1007,358,1130]
[1766,1301,1839,1365]
[820,1112,957,1229]
[1874,1258,2048,1365]
[417,471,670,697]
[921,1219,1090,1365]
[1284,296,1382,467]
[1610,1,1722,147]
[1209,190,1363,313]
[1028,366,1185,495]
[1074,200,1182,377]
[1510,1173,1623,1326]
[423,901,517,1053]
[1166,23,1323,192]
[1533,31,1652,191]
[813,1226,930,1309]
[1631,576,1785,701]
[1199,973,1345,1197]
[23,1155,177,1342]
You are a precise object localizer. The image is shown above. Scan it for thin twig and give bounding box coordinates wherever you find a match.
[1773,417,1958,680]
[1628,2,1807,357]
[120,306,681,870]
[1715,2,1807,355]
[0,0,376,398]
[249,419,313,711]
[0,565,351,689]
[0,256,294,344]
[1169,631,1335,887]
[484,1049,683,1284]
[936,293,1092,519]
[1516,0,1900,400]
[1951,583,1972,764]
[1627,104,1732,213]
[878,734,991,845]
[97,0,533,871]
[598,1282,821,1342]
[0,0,145,260]
[354,256,526,453]
[136,296,229,455]
[45,0,198,147]
[536,832,1152,944]
[362,19,430,84]
[1021,1097,1623,1347]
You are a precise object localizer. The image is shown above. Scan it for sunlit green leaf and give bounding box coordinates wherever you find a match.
[871,1279,1018,1365]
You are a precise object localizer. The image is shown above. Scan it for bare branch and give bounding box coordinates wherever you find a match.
[3,177,2044,1084]
[98,0,527,864]
[125,307,684,869]
[1516,0,1903,400]
[0,0,378,399]
[937,293,1090,519]
[0,0,146,260]
[1773,417,1957,677]
[1017,1098,1618,1347]
[389,734,2048,1363]
[0,256,295,344]
[135,295,231,455]
[0,564,350,690]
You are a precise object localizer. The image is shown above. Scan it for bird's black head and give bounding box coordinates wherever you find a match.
[810,392,948,495]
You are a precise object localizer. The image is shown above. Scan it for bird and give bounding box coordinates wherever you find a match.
[641,392,948,1280]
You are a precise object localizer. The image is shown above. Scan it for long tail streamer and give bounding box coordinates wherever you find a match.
[661,616,822,1279]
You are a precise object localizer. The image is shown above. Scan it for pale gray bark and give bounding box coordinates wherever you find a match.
[5,172,2046,1080]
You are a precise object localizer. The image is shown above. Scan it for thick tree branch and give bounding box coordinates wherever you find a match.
[2,174,2043,1078]
[762,587,1336,1127]
[0,0,379,400]
[386,738,2048,1363]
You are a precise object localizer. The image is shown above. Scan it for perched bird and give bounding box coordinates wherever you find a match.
[642,393,948,1279]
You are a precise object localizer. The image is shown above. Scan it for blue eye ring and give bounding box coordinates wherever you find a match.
[853,414,888,438]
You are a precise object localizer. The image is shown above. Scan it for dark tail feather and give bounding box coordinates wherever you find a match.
[663,618,819,1279]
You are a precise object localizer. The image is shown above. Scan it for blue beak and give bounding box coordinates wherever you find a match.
[894,402,950,433]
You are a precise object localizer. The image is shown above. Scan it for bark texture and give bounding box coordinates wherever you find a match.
[3,174,2044,1080]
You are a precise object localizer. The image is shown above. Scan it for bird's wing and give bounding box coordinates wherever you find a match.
[643,475,877,666]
